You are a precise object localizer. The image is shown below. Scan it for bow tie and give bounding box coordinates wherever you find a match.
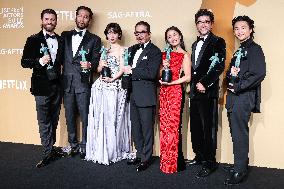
[138,44,144,50]
[45,34,56,39]
[73,30,83,37]
[197,36,205,42]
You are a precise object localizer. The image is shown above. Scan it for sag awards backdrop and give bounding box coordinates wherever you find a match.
[0,0,283,169]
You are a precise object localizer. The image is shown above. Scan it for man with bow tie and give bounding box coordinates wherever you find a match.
[21,9,65,168]
[187,9,226,178]
[61,6,101,159]
[123,21,162,172]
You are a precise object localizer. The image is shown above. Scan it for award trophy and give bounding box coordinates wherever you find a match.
[228,48,247,89]
[100,46,111,78]
[40,43,57,80]
[79,46,90,83]
[161,43,172,82]
[121,49,132,90]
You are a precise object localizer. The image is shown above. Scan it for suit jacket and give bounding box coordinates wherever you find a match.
[128,42,162,107]
[21,30,63,96]
[226,38,266,113]
[190,32,226,99]
[61,30,101,93]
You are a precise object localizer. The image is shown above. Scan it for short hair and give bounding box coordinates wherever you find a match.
[135,21,151,33]
[232,15,255,39]
[104,23,122,40]
[195,9,214,24]
[165,26,186,51]
[41,8,57,20]
[76,6,93,20]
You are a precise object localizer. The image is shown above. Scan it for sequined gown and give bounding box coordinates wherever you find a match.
[86,55,131,165]
[159,52,186,173]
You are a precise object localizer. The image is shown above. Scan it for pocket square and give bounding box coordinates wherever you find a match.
[142,56,148,60]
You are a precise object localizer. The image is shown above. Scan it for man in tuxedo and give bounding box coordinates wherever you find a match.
[21,9,65,168]
[124,21,162,172]
[187,9,226,178]
[61,6,101,159]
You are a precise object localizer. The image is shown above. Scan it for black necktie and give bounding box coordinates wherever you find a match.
[45,34,56,39]
[197,36,205,42]
[73,30,83,37]
[138,44,144,50]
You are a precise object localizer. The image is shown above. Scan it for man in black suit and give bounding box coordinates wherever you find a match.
[21,9,64,168]
[61,6,101,159]
[224,16,266,185]
[124,21,162,172]
[187,9,226,178]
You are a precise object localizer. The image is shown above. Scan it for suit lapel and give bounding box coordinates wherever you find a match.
[128,44,139,66]
[192,41,197,69]
[73,30,91,60]
[194,33,212,69]
[55,33,63,64]
[136,43,152,67]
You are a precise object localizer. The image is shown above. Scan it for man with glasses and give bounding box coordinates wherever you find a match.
[124,21,162,172]
[187,9,226,178]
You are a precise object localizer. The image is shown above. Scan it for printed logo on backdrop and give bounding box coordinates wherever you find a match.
[0,7,24,29]
[56,10,76,21]
[0,48,23,55]
[107,11,152,19]
[0,80,28,91]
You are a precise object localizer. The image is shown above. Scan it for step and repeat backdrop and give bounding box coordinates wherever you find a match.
[0,0,283,169]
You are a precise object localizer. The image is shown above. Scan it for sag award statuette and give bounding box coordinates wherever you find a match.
[100,46,111,78]
[40,43,57,80]
[161,43,172,82]
[121,48,131,90]
[79,46,90,83]
[228,48,247,89]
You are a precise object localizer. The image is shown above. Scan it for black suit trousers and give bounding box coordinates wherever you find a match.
[190,98,218,165]
[35,84,61,158]
[130,98,155,162]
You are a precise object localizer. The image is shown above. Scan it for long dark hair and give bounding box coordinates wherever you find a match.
[165,26,186,51]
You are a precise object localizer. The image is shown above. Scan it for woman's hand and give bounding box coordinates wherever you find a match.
[99,60,108,67]
[101,76,114,82]
[162,59,170,68]
[159,79,172,85]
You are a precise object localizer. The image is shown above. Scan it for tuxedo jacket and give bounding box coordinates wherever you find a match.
[128,42,162,107]
[61,30,101,93]
[190,32,226,99]
[21,31,63,96]
[226,38,266,113]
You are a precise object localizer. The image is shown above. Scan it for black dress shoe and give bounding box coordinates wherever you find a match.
[52,148,68,158]
[80,152,86,159]
[224,171,247,185]
[136,161,149,172]
[222,164,234,173]
[36,156,52,168]
[185,158,202,166]
[127,158,141,165]
[196,165,218,178]
[69,146,79,157]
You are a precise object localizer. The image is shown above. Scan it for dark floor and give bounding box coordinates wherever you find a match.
[0,142,283,189]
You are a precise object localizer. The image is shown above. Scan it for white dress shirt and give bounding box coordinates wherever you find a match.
[39,29,58,66]
[132,41,149,68]
[194,34,208,65]
[72,28,86,57]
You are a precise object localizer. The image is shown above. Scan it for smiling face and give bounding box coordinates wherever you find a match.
[41,13,57,32]
[166,29,181,48]
[107,29,119,44]
[233,20,252,42]
[196,15,213,37]
[134,24,151,44]
[75,9,91,30]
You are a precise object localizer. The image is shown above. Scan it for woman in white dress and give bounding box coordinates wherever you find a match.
[86,23,131,165]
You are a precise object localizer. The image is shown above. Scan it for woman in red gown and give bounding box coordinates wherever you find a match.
[159,26,191,173]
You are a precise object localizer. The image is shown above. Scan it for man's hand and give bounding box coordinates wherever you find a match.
[230,66,240,76]
[124,65,132,74]
[196,82,206,93]
[80,61,91,69]
[41,54,51,65]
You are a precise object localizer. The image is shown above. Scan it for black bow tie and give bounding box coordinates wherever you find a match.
[197,36,205,42]
[73,30,83,37]
[45,34,56,39]
[138,44,144,50]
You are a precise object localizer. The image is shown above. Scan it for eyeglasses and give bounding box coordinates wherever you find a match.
[196,20,211,25]
[134,30,148,36]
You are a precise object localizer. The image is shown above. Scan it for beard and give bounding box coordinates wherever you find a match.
[75,19,89,30]
[42,23,56,32]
